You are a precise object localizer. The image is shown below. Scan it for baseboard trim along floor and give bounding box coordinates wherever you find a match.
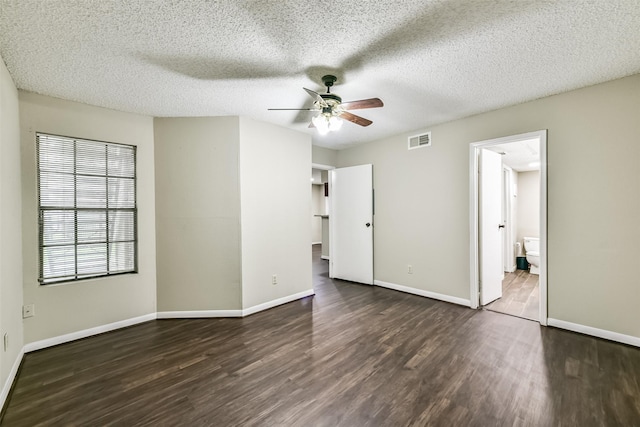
[374,280,471,307]
[0,347,24,415]
[156,310,243,319]
[23,313,157,353]
[25,290,317,355]
[548,318,640,348]
[242,289,315,316]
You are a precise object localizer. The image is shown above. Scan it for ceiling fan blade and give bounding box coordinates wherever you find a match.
[267,108,314,111]
[341,97,384,110]
[339,111,373,127]
[303,87,325,104]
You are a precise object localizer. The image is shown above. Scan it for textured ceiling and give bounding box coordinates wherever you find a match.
[487,138,539,172]
[1,1,639,150]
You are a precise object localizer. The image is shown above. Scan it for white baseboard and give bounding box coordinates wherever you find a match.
[22,289,316,353]
[0,347,24,411]
[320,255,329,260]
[548,318,640,348]
[157,290,315,319]
[242,289,315,316]
[156,310,242,319]
[374,280,471,307]
[23,313,156,353]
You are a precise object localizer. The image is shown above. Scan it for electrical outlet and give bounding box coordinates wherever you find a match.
[408,265,413,274]
[3,333,7,352]
[272,274,277,285]
[22,304,35,318]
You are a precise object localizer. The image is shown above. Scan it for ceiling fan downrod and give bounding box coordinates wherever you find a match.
[321,74,337,93]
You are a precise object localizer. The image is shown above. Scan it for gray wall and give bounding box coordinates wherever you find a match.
[339,122,470,300]
[0,55,24,391]
[239,117,312,309]
[19,92,157,343]
[154,116,312,312]
[154,117,242,311]
[338,74,640,338]
[312,145,337,166]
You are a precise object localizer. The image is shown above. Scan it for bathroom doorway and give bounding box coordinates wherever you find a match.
[469,130,547,325]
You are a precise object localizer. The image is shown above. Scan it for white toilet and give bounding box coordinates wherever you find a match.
[523,237,540,275]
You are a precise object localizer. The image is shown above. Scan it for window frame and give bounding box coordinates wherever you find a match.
[36,132,138,285]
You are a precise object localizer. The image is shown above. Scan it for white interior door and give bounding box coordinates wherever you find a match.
[480,149,503,305]
[329,164,373,284]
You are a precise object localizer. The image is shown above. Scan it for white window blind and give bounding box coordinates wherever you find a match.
[37,133,137,284]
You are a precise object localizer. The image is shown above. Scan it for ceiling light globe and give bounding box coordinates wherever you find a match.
[312,114,330,134]
[329,116,343,131]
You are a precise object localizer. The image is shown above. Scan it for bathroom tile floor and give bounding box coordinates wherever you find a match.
[484,269,539,321]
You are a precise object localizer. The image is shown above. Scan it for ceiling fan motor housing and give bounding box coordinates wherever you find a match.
[320,93,342,103]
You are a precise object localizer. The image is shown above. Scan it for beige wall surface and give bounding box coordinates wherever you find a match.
[239,117,312,309]
[154,117,242,311]
[338,125,471,300]
[19,92,157,344]
[517,170,540,244]
[338,74,640,338]
[0,57,24,385]
[312,145,337,166]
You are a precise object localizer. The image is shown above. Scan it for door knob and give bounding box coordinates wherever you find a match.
[366,222,371,227]
[498,224,505,229]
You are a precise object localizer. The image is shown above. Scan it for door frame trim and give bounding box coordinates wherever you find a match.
[469,130,548,326]
[311,163,335,171]
[502,165,516,274]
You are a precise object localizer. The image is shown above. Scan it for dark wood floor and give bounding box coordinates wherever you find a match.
[485,269,539,321]
[3,246,640,426]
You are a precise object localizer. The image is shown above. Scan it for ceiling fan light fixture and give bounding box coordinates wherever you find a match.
[329,116,343,131]
[312,114,330,135]
[312,113,343,135]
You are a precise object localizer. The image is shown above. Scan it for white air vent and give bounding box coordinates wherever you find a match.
[408,132,431,150]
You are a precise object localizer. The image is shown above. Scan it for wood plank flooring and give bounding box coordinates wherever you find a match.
[485,269,539,321]
[3,246,640,425]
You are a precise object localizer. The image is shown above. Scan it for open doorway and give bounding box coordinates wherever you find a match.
[469,130,547,325]
[310,163,375,287]
[311,163,334,279]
